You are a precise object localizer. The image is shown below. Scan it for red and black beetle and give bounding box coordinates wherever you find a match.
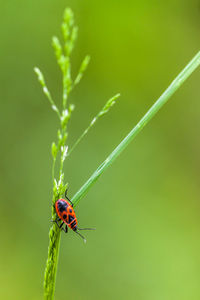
[53,189,95,243]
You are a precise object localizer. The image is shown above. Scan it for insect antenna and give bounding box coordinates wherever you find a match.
[77,227,96,231]
[75,231,87,243]
[65,188,73,207]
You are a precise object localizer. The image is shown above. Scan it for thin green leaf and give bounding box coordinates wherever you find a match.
[68,93,120,156]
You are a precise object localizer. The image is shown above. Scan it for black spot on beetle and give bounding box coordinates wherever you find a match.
[57,200,68,213]
[69,209,72,213]
[62,214,67,219]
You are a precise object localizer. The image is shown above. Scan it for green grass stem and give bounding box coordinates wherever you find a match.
[71,51,200,207]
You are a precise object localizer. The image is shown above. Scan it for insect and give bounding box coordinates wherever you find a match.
[52,189,95,243]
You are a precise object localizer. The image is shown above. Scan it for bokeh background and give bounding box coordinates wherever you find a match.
[1,0,200,299]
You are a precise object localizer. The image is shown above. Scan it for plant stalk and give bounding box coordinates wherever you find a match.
[71,51,200,207]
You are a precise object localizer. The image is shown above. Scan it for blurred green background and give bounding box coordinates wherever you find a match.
[1,0,200,299]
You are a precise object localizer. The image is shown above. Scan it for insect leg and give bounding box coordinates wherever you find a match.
[65,188,74,207]
[51,215,61,224]
[75,231,87,243]
[51,219,64,229]
[59,221,64,229]
[62,224,68,233]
